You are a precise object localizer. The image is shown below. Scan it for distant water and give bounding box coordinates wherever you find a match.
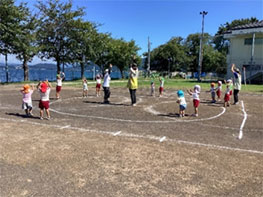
[0,65,125,83]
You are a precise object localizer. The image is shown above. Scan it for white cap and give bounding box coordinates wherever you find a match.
[227,79,232,83]
[194,85,201,93]
[105,69,109,73]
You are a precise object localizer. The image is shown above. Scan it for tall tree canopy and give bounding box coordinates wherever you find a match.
[36,0,84,73]
[150,37,189,74]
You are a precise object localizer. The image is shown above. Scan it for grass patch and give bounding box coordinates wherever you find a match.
[2,78,262,93]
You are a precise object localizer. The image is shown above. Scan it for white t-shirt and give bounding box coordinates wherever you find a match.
[83,83,88,90]
[57,78,63,86]
[96,78,101,84]
[103,73,111,87]
[178,97,186,105]
[39,88,51,101]
[192,92,199,100]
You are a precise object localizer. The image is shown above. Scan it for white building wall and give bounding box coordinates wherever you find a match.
[226,34,263,79]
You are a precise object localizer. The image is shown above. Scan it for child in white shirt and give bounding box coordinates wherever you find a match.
[20,84,34,116]
[187,85,201,117]
[96,74,102,97]
[176,90,187,117]
[150,80,155,96]
[82,78,88,97]
[56,72,65,99]
[216,81,222,101]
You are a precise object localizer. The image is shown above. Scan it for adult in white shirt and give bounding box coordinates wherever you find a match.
[103,64,112,104]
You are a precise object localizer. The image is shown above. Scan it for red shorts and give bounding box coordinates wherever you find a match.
[39,100,49,109]
[216,90,221,98]
[224,94,230,102]
[96,84,101,89]
[229,90,232,96]
[193,99,200,108]
[159,87,164,93]
[56,86,62,92]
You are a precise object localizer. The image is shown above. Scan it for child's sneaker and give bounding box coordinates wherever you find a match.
[46,116,51,120]
[40,117,43,120]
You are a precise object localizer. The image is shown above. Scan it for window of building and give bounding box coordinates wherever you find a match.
[244,38,263,45]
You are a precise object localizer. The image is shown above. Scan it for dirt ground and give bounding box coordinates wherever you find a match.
[0,84,263,197]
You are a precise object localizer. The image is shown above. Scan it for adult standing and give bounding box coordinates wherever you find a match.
[103,64,112,104]
[128,63,139,106]
[231,63,242,105]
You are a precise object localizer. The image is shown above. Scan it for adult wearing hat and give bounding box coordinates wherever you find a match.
[231,63,242,105]
[103,64,112,104]
[127,63,139,106]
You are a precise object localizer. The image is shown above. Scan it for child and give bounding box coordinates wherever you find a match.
[224,79,233,107]
[56,71,65,99]
[96,74,102,97]
[176,90,187,117]
[207,82,216,103]
[20,84,34,116]
[37,80,52,120]
[82,78,88,97]
[216,81,222,101]
[187,85,201,117]
[159,77,164,97]
[150,80,155,96]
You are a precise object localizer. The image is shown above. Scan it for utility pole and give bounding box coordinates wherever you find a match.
[147,36,151,77]
[198,11,208,82]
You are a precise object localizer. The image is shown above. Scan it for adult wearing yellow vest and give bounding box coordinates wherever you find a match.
[128,63,139,106]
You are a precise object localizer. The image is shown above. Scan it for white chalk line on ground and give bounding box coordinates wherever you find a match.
[0,116,262,155]
[238,100,248,140]
[49,96,226,123]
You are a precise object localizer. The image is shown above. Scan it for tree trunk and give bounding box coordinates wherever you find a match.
[80,61,85,79]
[23,58,29,81]
[5,54,8,83]
[120,69,124,79]
[56,58,61,74]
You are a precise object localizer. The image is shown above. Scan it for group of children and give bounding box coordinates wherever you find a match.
[20,72,64,120]
[150,77,165,97]
[175,79,234,117]
[20,67,237,120]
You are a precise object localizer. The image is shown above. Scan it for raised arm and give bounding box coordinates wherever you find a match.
[231,63,235,73]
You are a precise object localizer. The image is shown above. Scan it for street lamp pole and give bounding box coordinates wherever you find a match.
[147,36,151,77]
[198,11,208,82]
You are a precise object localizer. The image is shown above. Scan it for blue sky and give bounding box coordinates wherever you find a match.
[3,0,263,64]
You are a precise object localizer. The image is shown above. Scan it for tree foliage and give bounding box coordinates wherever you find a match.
[36,0,85,73]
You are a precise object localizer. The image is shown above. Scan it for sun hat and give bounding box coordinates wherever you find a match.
[227,79,232,84]
[23,84,30,93]
[194,85,201,93]
[177,90,184,97]
[218,81,222,85]
[40,82,48,93]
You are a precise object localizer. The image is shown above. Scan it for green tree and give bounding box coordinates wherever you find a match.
[0,0,25,82]
[67,19,98,78]
[184,33,210,75]
[108,38,140,78]
[150,37,190,74]
[14,3,38,81]
[36,0,84,73]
